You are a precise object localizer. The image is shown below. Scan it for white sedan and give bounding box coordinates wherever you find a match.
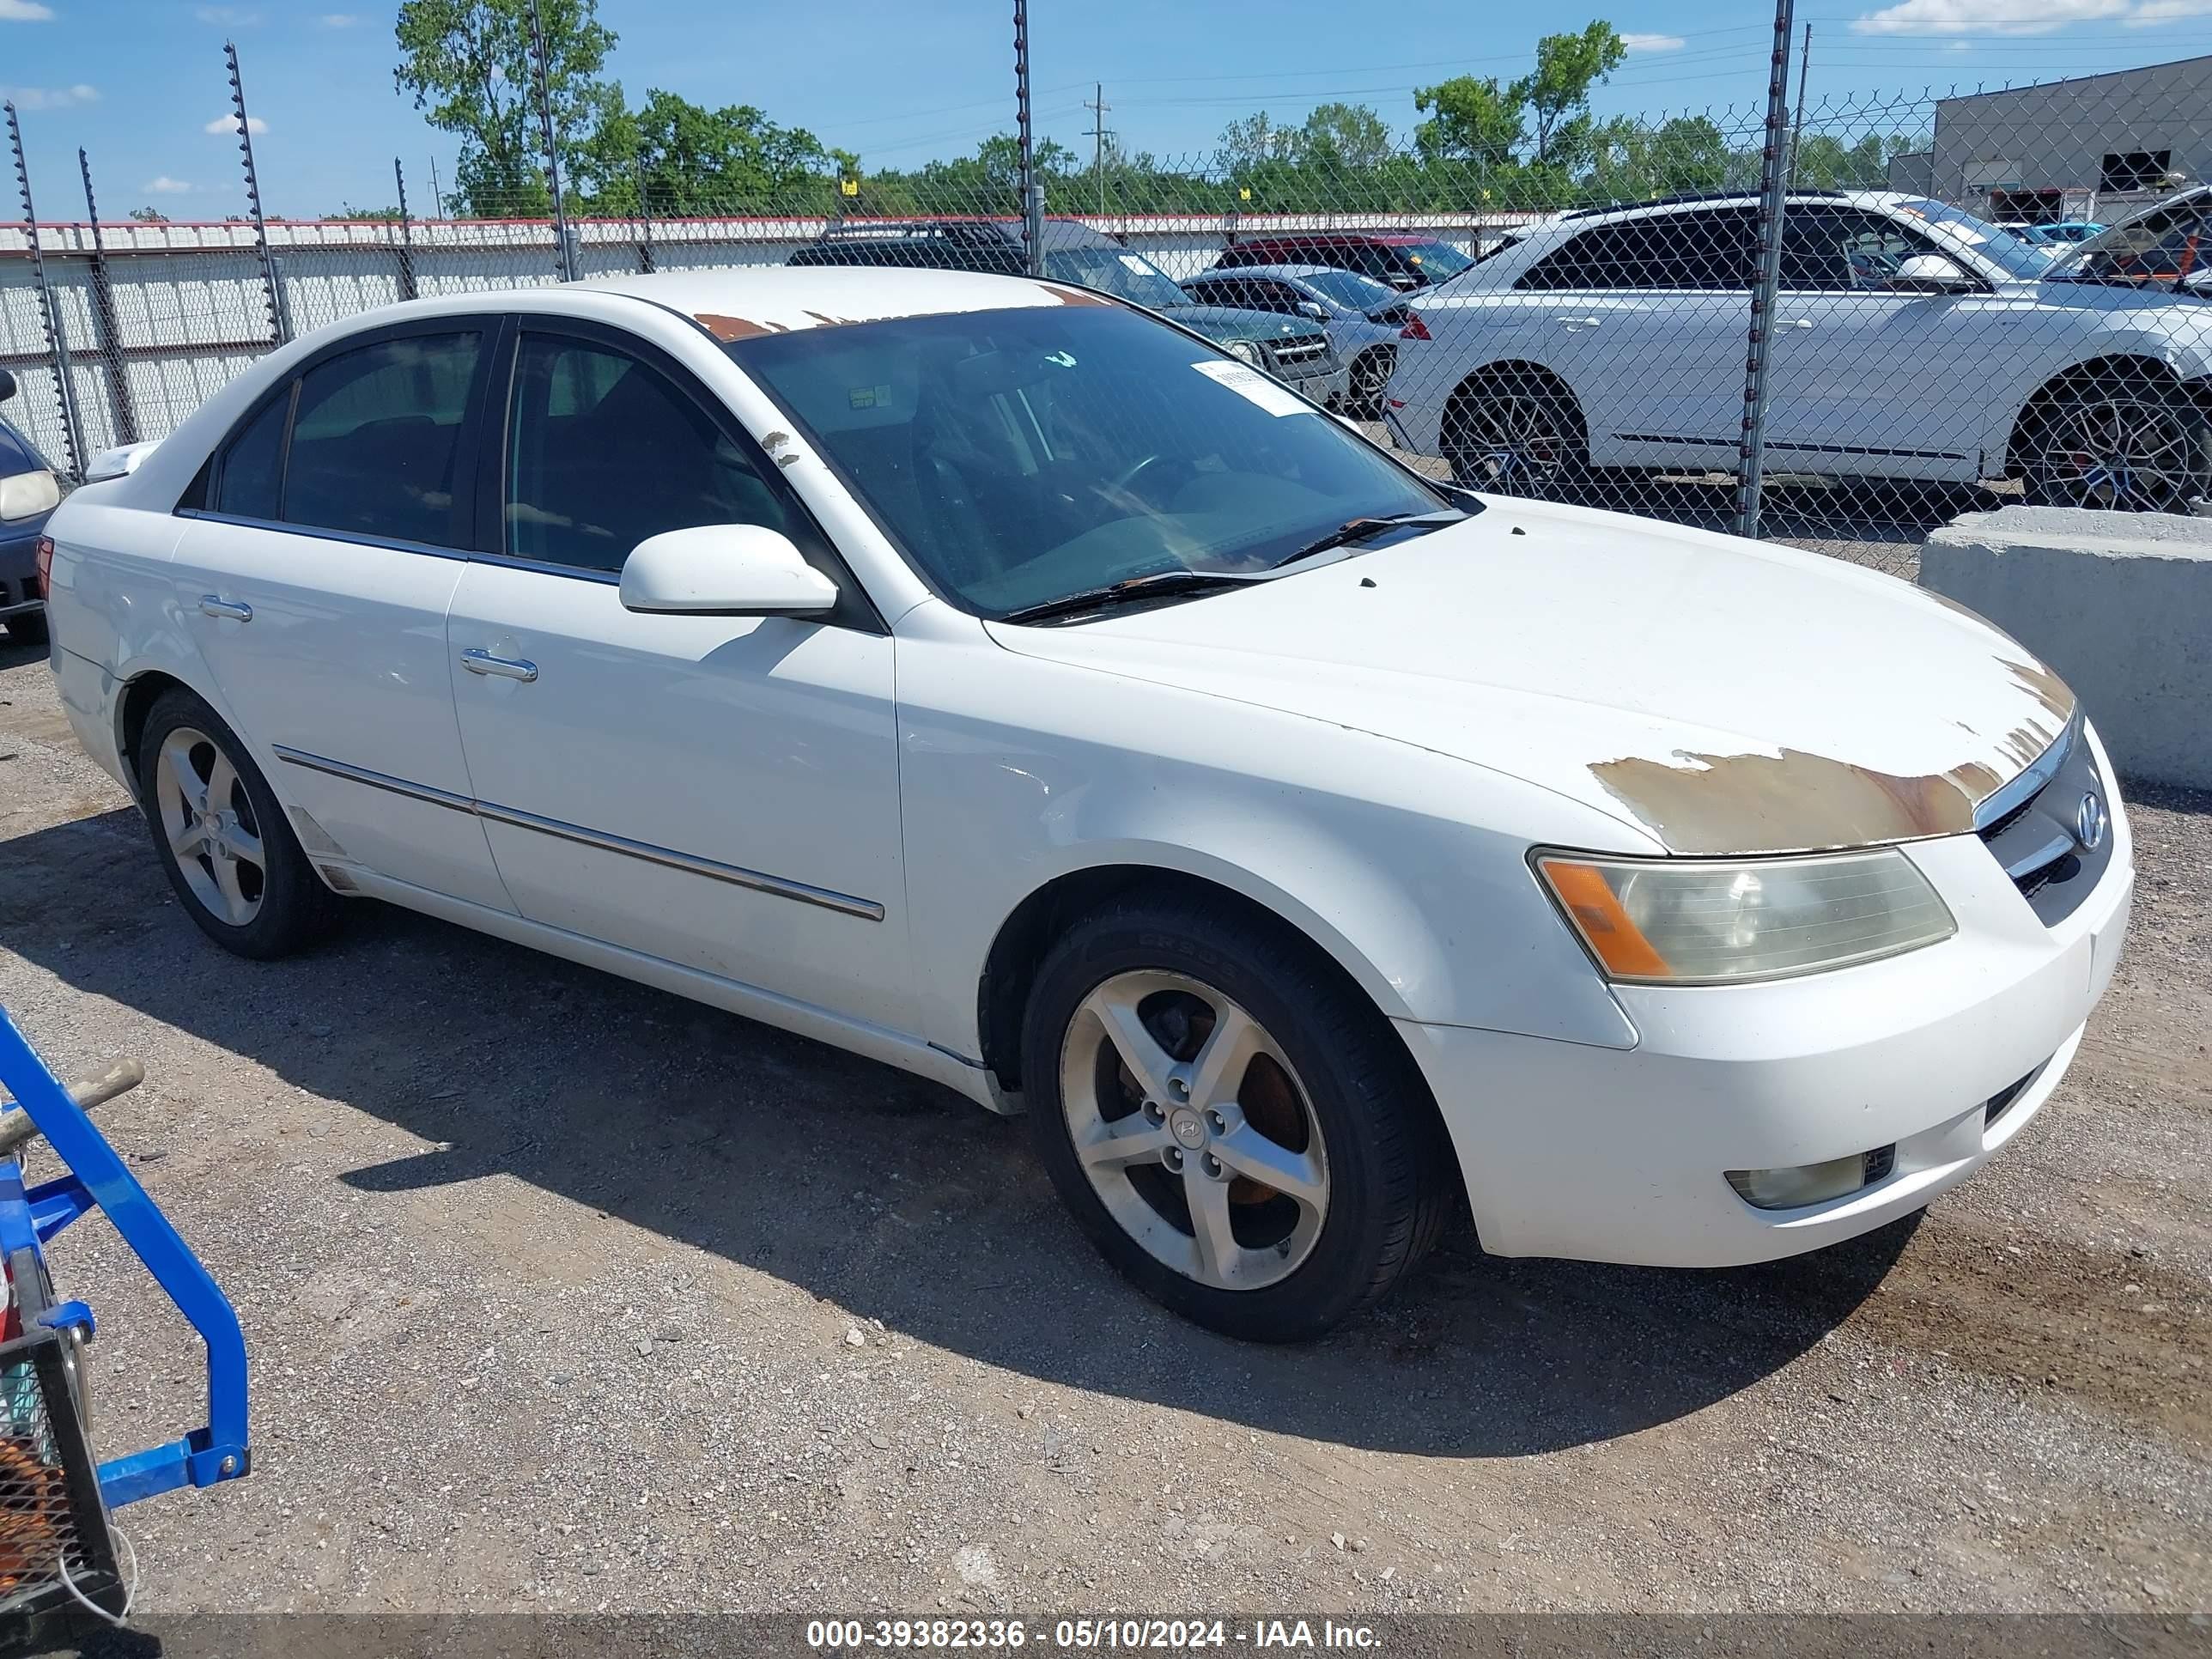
[40,267,2131,1341]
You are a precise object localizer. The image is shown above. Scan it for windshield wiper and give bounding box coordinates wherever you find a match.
[996,568,1264,626]
[1271,508,1466,570]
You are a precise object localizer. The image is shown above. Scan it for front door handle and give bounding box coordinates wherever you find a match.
[1778,317,1815,329]
[1558,316,1603,331]
[459,648,538,683]
[198,595,252,623]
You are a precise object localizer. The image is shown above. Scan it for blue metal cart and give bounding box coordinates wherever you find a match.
[0,1006,248,1639]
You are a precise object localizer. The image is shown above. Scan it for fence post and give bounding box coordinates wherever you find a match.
[527,0,574,281]
[77,148,137,447]
[4,101,83,481]
[1013,0,1042,276]
[226,40,288,347]
[392,157,420,303]
[1733,0,1796,541]
[635,157,656,275]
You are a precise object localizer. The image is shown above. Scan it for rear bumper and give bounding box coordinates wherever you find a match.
[1395,814,2133,1269]
[52,646,131,793]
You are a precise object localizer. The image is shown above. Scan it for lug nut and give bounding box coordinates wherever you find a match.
[1203,1152,1224,1179]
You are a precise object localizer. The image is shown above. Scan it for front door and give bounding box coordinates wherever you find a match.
[173,325,510,910]
[445,322,913,1032]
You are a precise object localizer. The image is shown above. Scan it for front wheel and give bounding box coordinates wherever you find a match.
[1441,372,1589,496]
[1022,895,1454,1342]
[2022,379,2209,512]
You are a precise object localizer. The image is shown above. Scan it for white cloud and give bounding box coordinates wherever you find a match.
[144,175,193,193]
[195,5,261,21]
[2125,0,2212,21]
[1620,31,1686,52]
[205,112,267,134]
[0,0,57,21]
[0,82,98,108]
[319,11,358,23]
[1852,0,2126,31]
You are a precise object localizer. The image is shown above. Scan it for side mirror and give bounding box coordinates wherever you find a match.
[1297,300,1330,321]
[0,368,15,403]
[2182,265,2212,294]
[1887,252,1978,295]
[619,524,838,617]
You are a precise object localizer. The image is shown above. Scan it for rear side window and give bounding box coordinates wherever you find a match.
[214,389,289,520]
[1520,210,1753,291]
[505,334,792,574]
[283,331,482,546]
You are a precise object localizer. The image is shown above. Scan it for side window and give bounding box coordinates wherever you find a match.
[506,334,792,574]
[1249,281,1299,313]
[283,331,482,546]
[214,387,290,520]
[1519,213,1750,291]
[1781,209,1932,291]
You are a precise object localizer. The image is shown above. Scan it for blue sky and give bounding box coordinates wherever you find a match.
[2,0,2208,218]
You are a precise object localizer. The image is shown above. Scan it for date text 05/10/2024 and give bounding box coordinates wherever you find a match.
[805,1618,1383,1650]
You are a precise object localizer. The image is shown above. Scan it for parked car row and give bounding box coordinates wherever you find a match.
[0,369,62,647]
[1379,187,2212,513]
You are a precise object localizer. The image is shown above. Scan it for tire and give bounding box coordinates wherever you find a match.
[4,609,47,648]
[2021,374,2210,513]
[1442,370,1589,497]
[135,686,342,959]
[1022,893,1454,1343]
[1347,347,1394,421]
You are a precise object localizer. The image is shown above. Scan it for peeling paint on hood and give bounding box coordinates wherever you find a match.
[986,498,2081,857]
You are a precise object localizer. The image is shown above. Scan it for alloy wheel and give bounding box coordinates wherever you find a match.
[1448,390,1577,493]
[1059,969,1329,1292]
[153,726,267,927]
[2036,394,2200,512]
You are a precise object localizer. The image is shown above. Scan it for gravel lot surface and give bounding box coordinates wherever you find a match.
[0,621,2206,1620]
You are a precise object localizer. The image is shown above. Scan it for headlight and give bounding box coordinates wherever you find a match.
[1226,340,1262,367]
[1534,848,1954,985]
[0,468,60,523]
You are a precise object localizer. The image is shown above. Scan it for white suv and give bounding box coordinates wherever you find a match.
[1385,189,2212,512]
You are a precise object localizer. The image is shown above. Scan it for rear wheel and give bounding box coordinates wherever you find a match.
[1346,347,1394,420]
[2021,375,2209,512]
[1022,894,1453,1342]
[135,687,342,959]
[1442,370,1589,496]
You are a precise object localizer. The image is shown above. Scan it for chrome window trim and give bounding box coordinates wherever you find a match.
[271,744,883,921]
[1972,708,2083,834]
[176,509,470,562]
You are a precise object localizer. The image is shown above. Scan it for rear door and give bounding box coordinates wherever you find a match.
[172,322,510,909]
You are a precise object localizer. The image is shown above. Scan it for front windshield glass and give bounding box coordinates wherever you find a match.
[1040,247,1192,310]
[1892,198,2052,279]
[1301,268,1398,310]
[731,305,1452,620]
[1406,241,1474,278]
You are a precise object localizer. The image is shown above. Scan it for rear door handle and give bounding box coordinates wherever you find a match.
[459,647,538,683]
[198,596,252,623]
[1558,316,1603,331]
[1778,318,1814,328]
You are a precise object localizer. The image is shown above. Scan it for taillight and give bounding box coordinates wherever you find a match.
[33,535,54,599]
[1400,311,1431,341]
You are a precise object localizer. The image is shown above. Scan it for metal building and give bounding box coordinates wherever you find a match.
[1887,54,2211,222]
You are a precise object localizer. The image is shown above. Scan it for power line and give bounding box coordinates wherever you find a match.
[1085,82,1115,214]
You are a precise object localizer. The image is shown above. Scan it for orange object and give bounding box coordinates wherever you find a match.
[1539,859,1674,979]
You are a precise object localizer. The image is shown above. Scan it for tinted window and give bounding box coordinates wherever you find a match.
[283,332,480,545]
[1779,208,1935,290]
[1300,268,1396,310]
[506,335,792,574]
[1520,210,1753,290]
[216,389,289,520]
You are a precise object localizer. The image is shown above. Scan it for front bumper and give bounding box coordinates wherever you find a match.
[1395,774,2134,1268]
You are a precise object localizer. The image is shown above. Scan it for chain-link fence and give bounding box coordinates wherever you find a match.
[6,55,2210,575]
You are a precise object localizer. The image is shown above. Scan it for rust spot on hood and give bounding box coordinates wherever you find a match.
[1039,283,1112,307]
[695,313,789,341]
[1591,748,2015,856]
[2002,655,2076,726]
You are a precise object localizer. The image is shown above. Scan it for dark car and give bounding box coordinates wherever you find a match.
[790,218,1346,404]
[1213,232,1475,291]
[0,369,62,649]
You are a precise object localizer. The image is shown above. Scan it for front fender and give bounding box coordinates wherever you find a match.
[896,631,1647,1064]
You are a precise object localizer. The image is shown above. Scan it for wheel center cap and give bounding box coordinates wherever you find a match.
[1168,1107,1207,1150]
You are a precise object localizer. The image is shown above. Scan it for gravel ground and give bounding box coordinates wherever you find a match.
[0,623,2206,1620]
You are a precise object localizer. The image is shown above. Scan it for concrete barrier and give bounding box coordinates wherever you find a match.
[1920,506,2211,792]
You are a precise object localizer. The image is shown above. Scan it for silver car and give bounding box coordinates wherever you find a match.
[1181,264,1409,417]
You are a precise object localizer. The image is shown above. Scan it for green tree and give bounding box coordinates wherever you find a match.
[588,89,835,213]
[324,203,406,221]
[1215,112,1304,173]
[393,0,622,216]
[1299,102,1393,173]
[1513,21,1626,168]
[1411,76,1524,168]
[126,206,171,223]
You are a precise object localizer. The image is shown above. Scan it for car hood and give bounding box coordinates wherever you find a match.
[1158,303,1325,343]
[983,500,2076,856]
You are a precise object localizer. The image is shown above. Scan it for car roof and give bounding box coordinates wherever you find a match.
[577,265,1113,336]
[1237,231,1439,247]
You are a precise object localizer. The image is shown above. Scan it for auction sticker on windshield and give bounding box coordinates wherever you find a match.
[1192,359,1311,416]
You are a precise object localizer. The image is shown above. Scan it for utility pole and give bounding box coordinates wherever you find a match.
[1787,25,1812,185]
[1085,82,1114,217]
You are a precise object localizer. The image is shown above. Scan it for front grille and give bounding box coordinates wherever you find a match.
[1974,720,2112,927]
[1267,336,1332,373]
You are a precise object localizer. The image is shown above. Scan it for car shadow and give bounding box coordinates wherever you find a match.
[2,806,1913,1458]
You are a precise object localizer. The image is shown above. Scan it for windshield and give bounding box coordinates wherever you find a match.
[2049,194,2210,290]
[1300,268,1398,310]
[730,305,1451,620]
[1891,198,2052,279]
[1405,241,1474,278]
[1040,246,1193,311]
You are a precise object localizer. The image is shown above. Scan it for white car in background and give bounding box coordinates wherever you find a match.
[42,267,2130,1340]
[1385,188,2212,511]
